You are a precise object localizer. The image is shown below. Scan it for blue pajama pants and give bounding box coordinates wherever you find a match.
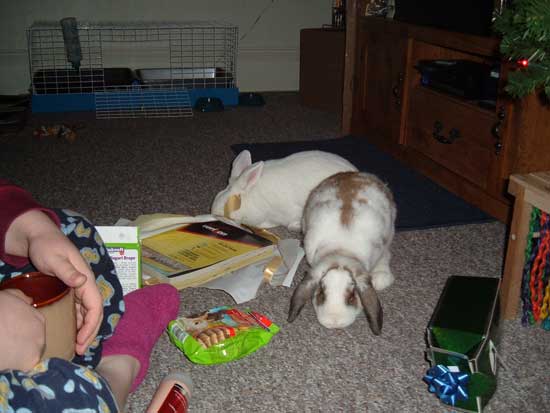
[0,209,124,412]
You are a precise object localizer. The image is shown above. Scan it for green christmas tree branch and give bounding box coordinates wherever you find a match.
[493,0,550,99]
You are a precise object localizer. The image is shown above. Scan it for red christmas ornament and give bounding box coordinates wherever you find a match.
[518,59,529,68]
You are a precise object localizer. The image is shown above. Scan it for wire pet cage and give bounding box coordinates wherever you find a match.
[27,19,239,118]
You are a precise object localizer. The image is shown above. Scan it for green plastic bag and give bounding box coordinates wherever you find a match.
[168,306,280,365]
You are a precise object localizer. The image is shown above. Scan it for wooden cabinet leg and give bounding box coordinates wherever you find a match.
[500,192,532,320]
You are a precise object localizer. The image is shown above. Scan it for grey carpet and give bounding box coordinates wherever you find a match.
[1,92,548,412]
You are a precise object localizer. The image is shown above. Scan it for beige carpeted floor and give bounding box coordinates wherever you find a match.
[1,92,548,412]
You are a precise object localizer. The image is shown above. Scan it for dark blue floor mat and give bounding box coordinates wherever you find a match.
[231,136,494,231]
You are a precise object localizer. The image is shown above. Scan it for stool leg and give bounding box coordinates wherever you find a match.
[501,194,532,320]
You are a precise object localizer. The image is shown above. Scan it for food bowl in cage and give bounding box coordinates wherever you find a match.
[136,68,233,89]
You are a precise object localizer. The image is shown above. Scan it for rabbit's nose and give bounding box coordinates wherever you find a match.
[319,314,353,329]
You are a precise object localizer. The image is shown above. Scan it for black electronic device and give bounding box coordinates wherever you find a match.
[393,0,496,37]
[415,60,500,108]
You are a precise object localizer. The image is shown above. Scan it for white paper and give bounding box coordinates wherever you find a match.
[277,239,305,287]
[200,242,304,303]
[201,258,270,304]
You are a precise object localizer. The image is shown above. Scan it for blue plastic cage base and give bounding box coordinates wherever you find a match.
[31,87,239,113]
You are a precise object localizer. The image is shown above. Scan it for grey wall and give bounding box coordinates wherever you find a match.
[0,0,332,94]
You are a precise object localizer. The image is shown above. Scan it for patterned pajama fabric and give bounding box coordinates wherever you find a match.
[0,209,124,412]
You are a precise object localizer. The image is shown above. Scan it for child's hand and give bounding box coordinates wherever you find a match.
[6,210,104,355]
[0,289,46,371]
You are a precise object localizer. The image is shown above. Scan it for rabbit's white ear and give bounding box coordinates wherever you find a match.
[231,150,253,178]
[240,161,264,191]
[358,281,383,335]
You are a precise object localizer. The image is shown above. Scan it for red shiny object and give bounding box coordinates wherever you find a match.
[518,59,529,68]
[0,272,69,308]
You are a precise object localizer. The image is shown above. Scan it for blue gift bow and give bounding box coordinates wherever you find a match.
[423,365,470,406]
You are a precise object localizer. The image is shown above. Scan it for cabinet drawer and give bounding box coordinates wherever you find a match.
[406,87,497,190]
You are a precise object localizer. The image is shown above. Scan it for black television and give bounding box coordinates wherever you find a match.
[392,0,500,37]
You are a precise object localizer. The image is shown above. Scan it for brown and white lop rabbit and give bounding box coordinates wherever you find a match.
[288,171,397,334]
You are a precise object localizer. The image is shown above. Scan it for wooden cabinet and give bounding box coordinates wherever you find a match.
[299,28,346,113]
[353,19,407,150]
[344,15,550,223]
[406,86,498,191]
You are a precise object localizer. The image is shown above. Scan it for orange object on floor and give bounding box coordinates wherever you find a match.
[33,124,77,142]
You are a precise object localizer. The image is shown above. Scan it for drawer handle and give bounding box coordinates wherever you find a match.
[392,72,404,107]
[392,86,399,97]
[433,121,460,144]
[491,106,505,155]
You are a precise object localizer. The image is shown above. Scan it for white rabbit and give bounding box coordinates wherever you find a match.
[211,149,357,231]
[288,171,396,334]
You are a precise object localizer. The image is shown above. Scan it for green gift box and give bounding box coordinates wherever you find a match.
[425,276,501,413]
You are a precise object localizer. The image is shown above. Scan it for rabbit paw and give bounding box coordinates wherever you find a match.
[287,221,302,232]
[371,270,394,291]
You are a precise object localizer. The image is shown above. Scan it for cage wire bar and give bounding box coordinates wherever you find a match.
[27,20,239,118]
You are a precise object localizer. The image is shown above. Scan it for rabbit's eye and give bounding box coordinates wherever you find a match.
[346,290,358,307]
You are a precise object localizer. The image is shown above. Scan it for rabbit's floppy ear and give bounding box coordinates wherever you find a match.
[288,273,317,322]
[231,150,253,178]
[358,280,383,335]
